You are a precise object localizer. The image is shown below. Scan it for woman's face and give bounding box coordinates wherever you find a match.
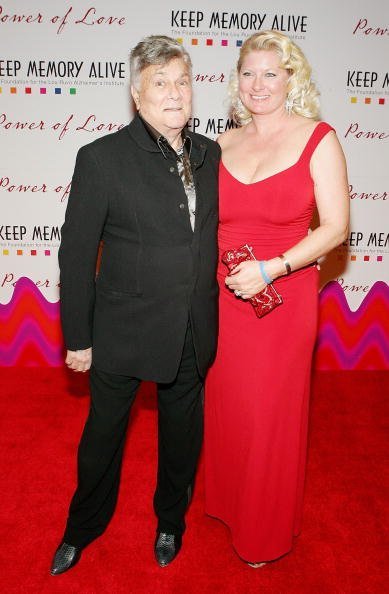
[238,49,290,116]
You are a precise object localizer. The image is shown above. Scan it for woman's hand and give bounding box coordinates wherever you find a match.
[225,260,267,299]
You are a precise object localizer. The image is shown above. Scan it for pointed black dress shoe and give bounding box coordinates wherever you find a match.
[154,532,182,567]
[50,541,82,575]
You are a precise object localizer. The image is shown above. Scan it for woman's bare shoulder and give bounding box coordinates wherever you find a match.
[293,114,318,134]
[216,126,244,149]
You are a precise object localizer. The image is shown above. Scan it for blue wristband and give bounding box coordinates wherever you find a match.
[259,260,273,284]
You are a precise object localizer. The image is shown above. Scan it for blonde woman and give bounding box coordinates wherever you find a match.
[204,31,349,566]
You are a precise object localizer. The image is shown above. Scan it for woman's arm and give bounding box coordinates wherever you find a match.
[266,130,350,280]
[226,131,350,298]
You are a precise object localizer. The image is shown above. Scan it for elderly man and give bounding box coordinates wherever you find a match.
[50,35,220,575]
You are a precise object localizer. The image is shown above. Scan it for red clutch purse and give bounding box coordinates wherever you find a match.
[221,244,283,318]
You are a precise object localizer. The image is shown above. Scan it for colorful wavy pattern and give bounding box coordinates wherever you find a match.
[0,277,63,366]
[0,277,388,369]
[314,280,389,370]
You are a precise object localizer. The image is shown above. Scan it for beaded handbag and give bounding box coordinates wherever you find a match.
[221,244,283,318]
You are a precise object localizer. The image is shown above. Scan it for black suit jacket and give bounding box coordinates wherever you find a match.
[58,115,220,381]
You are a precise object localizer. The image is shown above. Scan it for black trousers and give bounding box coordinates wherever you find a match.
[63,323,203,548]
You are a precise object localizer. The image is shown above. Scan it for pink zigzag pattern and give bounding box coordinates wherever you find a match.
[0,277,388,369]
[314,280,389,369]
[0,277,63,366]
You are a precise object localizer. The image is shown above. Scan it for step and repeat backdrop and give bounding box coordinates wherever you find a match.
[0,0,388,368]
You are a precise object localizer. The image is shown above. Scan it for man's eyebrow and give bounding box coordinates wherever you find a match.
[150,71,190,80]
[153,69,189,75]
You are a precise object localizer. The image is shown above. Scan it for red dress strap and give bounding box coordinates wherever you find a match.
[299,121,335,163]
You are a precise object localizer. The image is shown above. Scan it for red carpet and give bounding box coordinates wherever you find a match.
[0,369,387,593]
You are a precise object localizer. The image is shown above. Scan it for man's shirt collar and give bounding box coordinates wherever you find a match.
[139,114,192,159]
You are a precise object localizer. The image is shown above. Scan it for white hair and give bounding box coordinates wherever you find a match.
[130,35,192,89]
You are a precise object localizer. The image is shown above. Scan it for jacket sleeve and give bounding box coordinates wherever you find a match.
[58,145,108,350]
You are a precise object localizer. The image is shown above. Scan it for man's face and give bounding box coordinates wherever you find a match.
[132,58,192,138]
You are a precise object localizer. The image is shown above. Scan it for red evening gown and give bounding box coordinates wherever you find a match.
[205,122,334,563]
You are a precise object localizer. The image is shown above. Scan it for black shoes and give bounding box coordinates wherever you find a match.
[154,532,182,567]
[51,533,182,574]
[50,541,82,576]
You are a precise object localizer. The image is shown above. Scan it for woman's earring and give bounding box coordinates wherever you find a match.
[285,94,293,115]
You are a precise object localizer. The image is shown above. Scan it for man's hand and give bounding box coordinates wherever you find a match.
[65,348,92,372]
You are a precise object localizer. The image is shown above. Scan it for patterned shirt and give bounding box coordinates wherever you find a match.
[140,116,196,231]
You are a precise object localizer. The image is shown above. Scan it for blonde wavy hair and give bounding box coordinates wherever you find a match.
[230,30,320,124]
